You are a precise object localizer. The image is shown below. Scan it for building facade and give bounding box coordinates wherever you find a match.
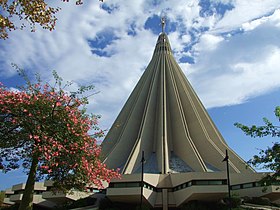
[101,32,280,209]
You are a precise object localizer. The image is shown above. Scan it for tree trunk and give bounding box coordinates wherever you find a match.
[18,154,39,210]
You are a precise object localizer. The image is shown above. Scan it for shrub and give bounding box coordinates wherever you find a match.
[248,197,271,206]
[222,196,242,208]
[180,200,210,210]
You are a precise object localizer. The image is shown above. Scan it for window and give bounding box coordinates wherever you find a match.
[243,183,253,189]
[110,182,141,188]
[194,180,209,185]
[208,180,224,185]
[231,185,241,190]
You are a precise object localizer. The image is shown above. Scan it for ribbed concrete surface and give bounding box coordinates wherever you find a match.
[101,33,255,175]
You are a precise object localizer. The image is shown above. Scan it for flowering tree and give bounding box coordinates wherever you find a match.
[0,0,103,39]
[0,69,119,210]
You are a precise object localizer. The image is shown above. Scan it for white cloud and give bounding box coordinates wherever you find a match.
[188,22,280,108]
[199,47,280,108]
[0,0,280,130]
[242,9,280,31]
[214,0,280,33]
[194,34,224,51]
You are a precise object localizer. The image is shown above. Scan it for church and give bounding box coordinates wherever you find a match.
[2,21,280,210]
[100,20,280,209]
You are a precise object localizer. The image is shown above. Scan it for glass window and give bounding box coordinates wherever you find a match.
[231,185,241,190]
[114,183,126,188]
[127,182,140,187]
[195,180,209,185]
[208,180,223,185]
[254,182,261,187]
[243,183,253,189]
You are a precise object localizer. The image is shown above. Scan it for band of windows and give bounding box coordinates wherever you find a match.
[109,179,227,192]
[109,180,280,192]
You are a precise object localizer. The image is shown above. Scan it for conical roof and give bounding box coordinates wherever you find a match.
[101,32,254,175]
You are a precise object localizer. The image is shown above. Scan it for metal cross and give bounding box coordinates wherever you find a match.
[161,17,166,33]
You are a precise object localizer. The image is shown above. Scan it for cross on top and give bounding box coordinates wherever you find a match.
[161,17,166,33]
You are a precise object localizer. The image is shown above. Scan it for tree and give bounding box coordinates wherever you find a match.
[0,0,102,40]
[235,107,280,185]
[0,191,4,206]
[0,68,120,210]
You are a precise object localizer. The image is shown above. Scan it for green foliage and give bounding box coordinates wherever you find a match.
[180,201,210,210]
[180,200,221,210]
[244,197,271,206]
[180,198,245,210]
[222,196,242,208]
[235,106,280,183]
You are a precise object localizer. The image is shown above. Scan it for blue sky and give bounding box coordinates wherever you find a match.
[1,0,280,190]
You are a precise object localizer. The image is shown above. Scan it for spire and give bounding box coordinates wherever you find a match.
[152,17,172,55]
[154,32,172,54]
[161,17,166,33]
[101,29,254,175]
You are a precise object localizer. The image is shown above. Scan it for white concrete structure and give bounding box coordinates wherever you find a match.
[42,180,91,205]
[101,32,280,208]
[3,181,93,208]
[8,182,56,208]
[3,188,15,206]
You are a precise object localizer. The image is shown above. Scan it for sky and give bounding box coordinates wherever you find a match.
[1,0,280,191]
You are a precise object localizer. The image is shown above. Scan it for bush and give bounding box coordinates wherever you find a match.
[180,200,210,210]
[180,199,245,210]
[222,196,242,208]
[247,197,271,206]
